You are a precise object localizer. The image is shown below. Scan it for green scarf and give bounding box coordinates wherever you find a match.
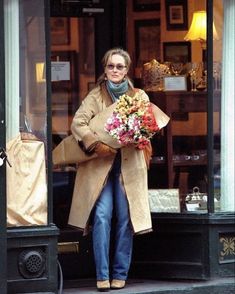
[106,80,128,102]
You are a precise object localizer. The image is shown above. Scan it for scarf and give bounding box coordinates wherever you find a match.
[106,79,128,102]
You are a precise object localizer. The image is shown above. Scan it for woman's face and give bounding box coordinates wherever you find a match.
[105,54,128,84]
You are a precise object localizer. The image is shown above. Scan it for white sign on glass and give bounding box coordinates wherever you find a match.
[51,61,70,81]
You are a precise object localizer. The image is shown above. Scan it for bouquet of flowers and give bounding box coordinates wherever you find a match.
[104,93,159,149]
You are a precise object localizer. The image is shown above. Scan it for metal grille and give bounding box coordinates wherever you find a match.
[18,248,46,279]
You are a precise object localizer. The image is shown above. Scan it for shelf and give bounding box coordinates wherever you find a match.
[151,155,207,166]
[148,90,220,112]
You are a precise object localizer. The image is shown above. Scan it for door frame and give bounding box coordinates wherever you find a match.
[0,0,7,292]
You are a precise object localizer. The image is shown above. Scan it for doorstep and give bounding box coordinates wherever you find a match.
[62,277,235,294]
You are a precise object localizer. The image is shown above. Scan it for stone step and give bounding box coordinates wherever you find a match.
[62,277,235,294]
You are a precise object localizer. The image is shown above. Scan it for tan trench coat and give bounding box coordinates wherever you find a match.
[68,83,152,235]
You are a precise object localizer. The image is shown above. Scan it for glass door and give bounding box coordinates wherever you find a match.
[51,16,96,279]
[51,17,95,230]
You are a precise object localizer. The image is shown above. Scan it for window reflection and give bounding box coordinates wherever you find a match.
[51,17,95,228]
[5,0,48,226]
[214,0,235,212]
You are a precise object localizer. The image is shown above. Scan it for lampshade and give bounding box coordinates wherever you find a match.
[184,10,218,45]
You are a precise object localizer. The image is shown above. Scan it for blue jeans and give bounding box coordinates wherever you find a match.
[92,152,133,281]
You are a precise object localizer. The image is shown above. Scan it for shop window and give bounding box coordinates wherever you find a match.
[127,0,234,214]
[5,0,48,226]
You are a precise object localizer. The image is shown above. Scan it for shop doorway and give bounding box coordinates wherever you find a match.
[49,0,126,280]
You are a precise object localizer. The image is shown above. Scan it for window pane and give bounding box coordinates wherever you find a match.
[5,0,48,226]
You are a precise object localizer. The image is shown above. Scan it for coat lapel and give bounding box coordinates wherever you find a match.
[100,83,113,107]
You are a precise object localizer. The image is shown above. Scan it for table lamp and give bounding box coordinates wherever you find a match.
[184,10,218,61]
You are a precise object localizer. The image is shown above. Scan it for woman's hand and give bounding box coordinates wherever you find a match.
[94,142,117,157]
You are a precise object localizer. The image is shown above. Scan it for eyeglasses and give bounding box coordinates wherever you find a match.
[106,64,127,71]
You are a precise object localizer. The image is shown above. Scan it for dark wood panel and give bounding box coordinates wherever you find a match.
[148,91,220,112]
[147,91,220,198]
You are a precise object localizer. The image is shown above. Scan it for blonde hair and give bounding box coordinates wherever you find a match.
[97,47,134,88]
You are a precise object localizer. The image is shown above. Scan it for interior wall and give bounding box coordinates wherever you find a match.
[51,18,79,52]
[127,0,207,77]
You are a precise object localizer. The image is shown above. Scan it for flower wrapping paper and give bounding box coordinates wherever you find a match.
[105,93,161,149]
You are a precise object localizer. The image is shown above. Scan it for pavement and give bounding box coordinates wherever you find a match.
[62,277,235,294]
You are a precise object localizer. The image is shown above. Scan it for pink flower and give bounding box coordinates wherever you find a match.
[104,93,159,148]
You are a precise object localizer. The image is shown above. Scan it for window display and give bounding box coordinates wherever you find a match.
[5,0,48,226]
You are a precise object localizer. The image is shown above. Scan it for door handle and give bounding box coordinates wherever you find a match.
[0,147,12,167]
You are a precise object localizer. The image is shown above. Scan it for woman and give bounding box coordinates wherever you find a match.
[69,48,153,291]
